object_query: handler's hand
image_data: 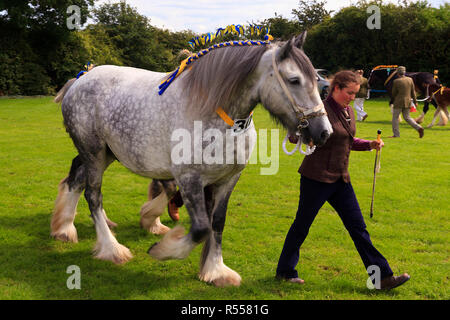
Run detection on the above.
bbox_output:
[370,139,384,151]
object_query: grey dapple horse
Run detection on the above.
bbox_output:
[51,32,332,287]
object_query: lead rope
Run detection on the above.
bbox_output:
[282,133,316,156]
[271,49,320,156]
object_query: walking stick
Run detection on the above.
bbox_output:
[370,130,382,218]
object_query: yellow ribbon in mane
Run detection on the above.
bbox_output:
[189,24,272,50]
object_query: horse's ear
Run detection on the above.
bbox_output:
[276,38,293,61]
[294,31,307,49]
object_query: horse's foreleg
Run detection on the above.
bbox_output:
[148,174,209,260]
[199,174,242,287]
[51,156,85,243]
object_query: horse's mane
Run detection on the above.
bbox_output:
[181,41,316,116]
[181,44,268,116]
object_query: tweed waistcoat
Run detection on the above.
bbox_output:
[299,96,356,183]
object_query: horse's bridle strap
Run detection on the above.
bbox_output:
[271,50,326,122]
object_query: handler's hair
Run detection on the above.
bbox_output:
[330,70,360,93]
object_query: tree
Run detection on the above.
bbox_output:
[303,1,449,84]
[92,1,179,71]
[259,13,302,40]
[292,0,333,30]
[0,0,95,95]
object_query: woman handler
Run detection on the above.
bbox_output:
[276,71,410,290]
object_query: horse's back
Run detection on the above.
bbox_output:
[62,65,164,134]
[61,65,176,178]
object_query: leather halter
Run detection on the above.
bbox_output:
[271,50,327,129]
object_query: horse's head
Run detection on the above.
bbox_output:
[257,32,332,147]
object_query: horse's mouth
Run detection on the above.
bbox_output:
[301,135,316,147]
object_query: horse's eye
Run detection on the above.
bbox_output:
[289,77,300,85]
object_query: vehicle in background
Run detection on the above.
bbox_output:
[316,69,331,99]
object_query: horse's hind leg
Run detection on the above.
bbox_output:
[84,150,132,264]
[140,180,176,235]
[438,106,448,126]
[51,156,85,243]
[428,107,442,128]
[148,173,209,260]
[199,174,242,287]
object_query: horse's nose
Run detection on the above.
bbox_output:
[318,130,331,145]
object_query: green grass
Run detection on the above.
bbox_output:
[0,96,448,300]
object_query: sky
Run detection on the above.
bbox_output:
[96,0,447,34]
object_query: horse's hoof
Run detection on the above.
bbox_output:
[52,232,78,243]
[94,242,133,265]
[141,217,170,235]
[147,226,191,260]
[212,276,241,287]
[199,263,242,287]
[147,242,159,254]
[51,224,78,243]
[151,224,170,235]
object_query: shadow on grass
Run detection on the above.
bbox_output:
[253,275,399,300]
[0,212,196,299]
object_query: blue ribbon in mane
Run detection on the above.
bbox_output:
[158,40,271,95]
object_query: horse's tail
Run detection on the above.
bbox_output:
[54,78,76,103]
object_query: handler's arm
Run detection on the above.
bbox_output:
[352,138,384,151]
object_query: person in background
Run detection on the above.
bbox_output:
[276,70,410,290]
[354,69,369,121]
[390,66,424,138]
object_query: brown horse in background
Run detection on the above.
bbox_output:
[426,84,449,128]
[368,68,441,121]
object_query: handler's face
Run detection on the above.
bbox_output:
[333,82,360,107]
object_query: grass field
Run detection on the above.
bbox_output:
[0,96,448,300]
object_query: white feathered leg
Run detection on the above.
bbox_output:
[199,233,241,287]
[51,178,80,243]
[93,208,133,264]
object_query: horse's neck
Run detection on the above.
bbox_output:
[222,82,259,120]
[227,97,258,120]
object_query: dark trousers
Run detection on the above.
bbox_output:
[276,176,393,280]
